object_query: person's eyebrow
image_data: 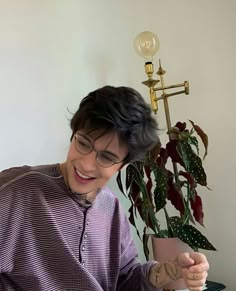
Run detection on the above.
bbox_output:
[77,132,92,142]
[78,132,122,160]
[100,150,121,160]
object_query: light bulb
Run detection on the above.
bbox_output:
[134,31,160,62]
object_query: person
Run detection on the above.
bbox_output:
[0,85,209,291]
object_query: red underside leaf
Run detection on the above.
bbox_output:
[166,140,185,167]
[167,175,185,215]
[189,120,208,159]
[179,170,196,190]
[190,191,204,226]
[130,179,156,232]
[156,148,169,167]
[175,121,187,131]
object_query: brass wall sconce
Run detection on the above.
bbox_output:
[133,31,189,131]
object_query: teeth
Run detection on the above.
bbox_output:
[76,170,91,179]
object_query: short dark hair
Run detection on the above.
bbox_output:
[70,85,159,163]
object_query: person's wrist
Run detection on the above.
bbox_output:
[174,255,183,279]
[148,259,182,288]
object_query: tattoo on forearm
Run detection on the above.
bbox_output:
[149,260,182,288]
[163,262,179,280]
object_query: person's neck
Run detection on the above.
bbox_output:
[59,162,98,201]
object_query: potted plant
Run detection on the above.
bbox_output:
[117,119,216,261]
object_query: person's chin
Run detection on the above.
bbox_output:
[69,186,88,195]
[69,178,96,195]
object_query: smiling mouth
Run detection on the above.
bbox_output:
[74,168,95,181]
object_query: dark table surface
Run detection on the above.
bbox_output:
[163,281,226,291]
[206,280,226,291]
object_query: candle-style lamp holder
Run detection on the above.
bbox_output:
[134,31,189,132]
[142,60,189,133]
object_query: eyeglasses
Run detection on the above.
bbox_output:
[74,133,125,168]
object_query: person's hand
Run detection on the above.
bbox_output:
[177,252,209,291]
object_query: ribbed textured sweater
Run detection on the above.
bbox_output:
[0,164,158,291]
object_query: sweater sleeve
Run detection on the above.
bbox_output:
[0,168,25,274]
[116,204,161,291]
[117,247,161,290]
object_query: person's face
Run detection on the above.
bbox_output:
[61,130,128,197]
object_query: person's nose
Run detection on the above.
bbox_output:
[78,150,97,172]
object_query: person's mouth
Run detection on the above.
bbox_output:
[74,168,96,184]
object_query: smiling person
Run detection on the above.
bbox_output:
[0,86,209,291]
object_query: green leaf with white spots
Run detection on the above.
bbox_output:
[187,135,199,155]
[178,141,207,186]
[169,216,216,251]
[152,166,168,212]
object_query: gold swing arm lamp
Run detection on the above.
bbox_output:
[133,31,189,131]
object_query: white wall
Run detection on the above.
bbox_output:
[0,0,235,288]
